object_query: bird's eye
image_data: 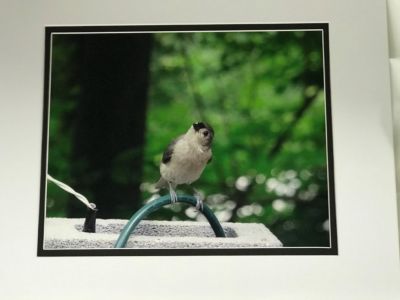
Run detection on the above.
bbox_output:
[203,131,209,137]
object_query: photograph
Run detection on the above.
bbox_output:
[38,24,337,255]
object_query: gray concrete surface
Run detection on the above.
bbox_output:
[44,218,283,249]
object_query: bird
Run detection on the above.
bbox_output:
[155,122,214,211]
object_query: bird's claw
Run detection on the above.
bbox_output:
[195,194,203,212]
[168,182,178,204]
[169,189,178,203]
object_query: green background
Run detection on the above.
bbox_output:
[46,30,331,247]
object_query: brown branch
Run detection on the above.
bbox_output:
[268,33,324,159]
[268,91,318,159]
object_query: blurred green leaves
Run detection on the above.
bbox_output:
[47,30,330,247]
[143,31,329,246]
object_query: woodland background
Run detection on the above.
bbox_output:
[46,30,331,247]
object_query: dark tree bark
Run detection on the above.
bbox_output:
[69,34,153,218]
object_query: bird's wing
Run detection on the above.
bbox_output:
[161,135,183,164]
[208,155,212,164]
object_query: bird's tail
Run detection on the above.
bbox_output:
[154,177,168,190]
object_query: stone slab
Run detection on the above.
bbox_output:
[44,218,283,249]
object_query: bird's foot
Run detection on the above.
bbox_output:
[169,189,178,203]
[194,193,204,212]
[168,182,178,204]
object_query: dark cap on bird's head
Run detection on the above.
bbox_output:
[192,122,214,134]
[192,122,214,146]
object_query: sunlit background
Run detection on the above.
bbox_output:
[46,30,331,247]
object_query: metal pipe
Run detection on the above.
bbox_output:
[114,194,226,248]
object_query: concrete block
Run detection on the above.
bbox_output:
[44,218,283,249]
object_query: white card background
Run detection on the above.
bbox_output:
[0,0,399,299]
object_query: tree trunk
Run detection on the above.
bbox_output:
[69,34,153,219]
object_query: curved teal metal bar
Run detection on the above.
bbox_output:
[114,194,226,248]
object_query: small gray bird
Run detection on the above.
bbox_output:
[155,122,214,210]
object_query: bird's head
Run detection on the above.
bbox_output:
[188,122,214,147]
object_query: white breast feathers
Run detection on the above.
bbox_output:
[160,138,211,185]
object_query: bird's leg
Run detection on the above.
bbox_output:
[168,181,178,204]
[192,187,204,212]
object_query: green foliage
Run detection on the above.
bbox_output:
[141,31,329,246]
[47,30,331,246]
[47,36,81,215]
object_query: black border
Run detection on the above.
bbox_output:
[38,23,337,256]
